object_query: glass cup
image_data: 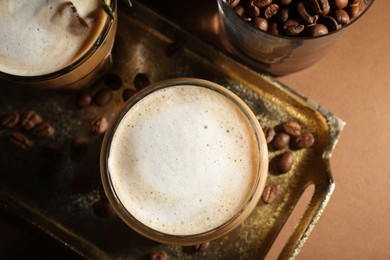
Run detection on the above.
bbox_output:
[100,78,269,245]
[0,0,117,89]
[217,0,375,75]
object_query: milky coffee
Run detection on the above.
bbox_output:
[0,0,109,76]
[107,84,262,236]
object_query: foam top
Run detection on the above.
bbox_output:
[0,0,108,76]
[108,85,260,236]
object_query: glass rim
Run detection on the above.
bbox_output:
[0,0,117,82]
[100,78,269,245]
[217,0,375,41]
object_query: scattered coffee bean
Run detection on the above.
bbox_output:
[91,116,108,135]
[43,143,64,160]
[275,0,292,5]
[92,198,112,217]
[21,110,43,130]
[70,136,88,155]
[31,121,55,138]
[274,151,294,174]
[93,88,113,106]
[2,111,20,128]
[263,126,276,144]
[77,92,93,109]
[122,88,137,102]
[295,132,315,149]
[262,184,279,204]
[134,73,151,91]
[150,250,169,260]
[10,131,33,150]
[272,132,290,150]
[104,73,122,90]
[282,120,301,137]
[194,241,210,251]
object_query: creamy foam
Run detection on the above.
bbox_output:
[0,0,109,76]
[108,85,260,236]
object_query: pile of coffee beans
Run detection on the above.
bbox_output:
[260,119,315,204]
[228,0,364,37]
[2,110,55,150]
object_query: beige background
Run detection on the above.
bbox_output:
[1,1,389,259]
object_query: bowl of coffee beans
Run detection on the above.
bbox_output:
[217,0,374,75]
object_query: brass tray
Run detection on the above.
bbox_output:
[0,2,345,259]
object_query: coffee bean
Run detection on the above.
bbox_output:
[268,22,280,35]
[330,0,348,9]
[277,7,290,23]
[10,131,33,150]
[77,92,93,109]
[43,143,64,160]
[2,111,20,128]
[104,73,122,90]
[253,0,273,8]
[194,241,210,251]
[263,126,276,144]
[304,0,331,16]
[275,0,293,5]
[247,1,261,17]
[272,132,290,150]
[275,151,294,174]
[21,110,43,130]
[234,5,246,17]
[297,1,318,25]
[307,23,329,37]
[92,198,112,217]
[134,73,151,91]
[333,9,350,25]
[295,132,315,149]
[71,136,88,155]
[150,250,169,260]
[228,0,241,8]
[283,19,305,36]
[122,88,137,102]
[318,15,340,32]
[262,184,279,204]
[347,3,360,18]
[253,17,268,31]
[91,116,108,135]
[93,88,113,106]
[32,121,55,138]
[282,120,301,137]
[263,4,279,20]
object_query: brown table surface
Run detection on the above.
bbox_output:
[1,1,389,259]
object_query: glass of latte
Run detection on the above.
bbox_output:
[0,0,117,89]
[100,78,268,245]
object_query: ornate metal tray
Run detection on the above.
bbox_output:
[0,2,344,259]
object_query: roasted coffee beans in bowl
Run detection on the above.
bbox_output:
[217,0,375,75]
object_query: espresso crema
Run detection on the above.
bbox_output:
[108,84,261,236]
[0,0,109,76]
